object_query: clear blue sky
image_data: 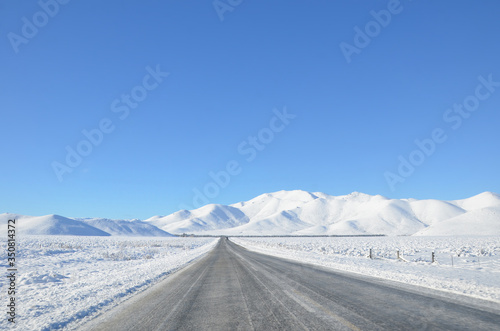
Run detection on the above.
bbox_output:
[2,0,500,219]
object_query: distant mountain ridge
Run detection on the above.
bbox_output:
[76,218,174,237]
[2,190,500,236]
[0,213,173,237]
[144,190,500,236]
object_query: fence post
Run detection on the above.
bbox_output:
[397,250,400,260]
[369,249,372,259]
[432,251,435,263]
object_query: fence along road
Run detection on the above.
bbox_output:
[84,237,500,330]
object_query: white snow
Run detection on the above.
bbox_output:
[231,236,500,303]
[4,190,499,237]
[146,204,249,234]
[76,218,173,237]
[144,190,500,236]
[0,214,110,236]
[0,236,218,330]
[2,190,499,327]
[0,214,173,237]
[413,208,500,236]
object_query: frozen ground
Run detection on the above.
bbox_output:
[231,236,500,303]
[3,235,499,329]
[0,236,218,330]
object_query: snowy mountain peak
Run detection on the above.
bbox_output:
[472,191,500,201]
[452,191,500,211]
[4,190,499,237]
[247,190,319,204]
[0,213,111,236]
[0,213,173,237]
[76,218,173,237]
[338,192,374,201]
[271,190,319,201]
[145,190,500,236]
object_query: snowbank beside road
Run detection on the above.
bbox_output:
[231,236,500,303]
[0,236,218,330]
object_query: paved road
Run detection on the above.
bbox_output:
[84,238,500,330]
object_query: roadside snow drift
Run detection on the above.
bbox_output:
[0,236,218,330]
[232,236,500,303]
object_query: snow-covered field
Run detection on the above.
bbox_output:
[231,236,500,303]
[3,235,499,329]
[0,236,218,330]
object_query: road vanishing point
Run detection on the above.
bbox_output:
[84,238,500,330]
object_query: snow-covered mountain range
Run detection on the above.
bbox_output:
[2,190,500,236]
[0,213,173,237]
[145,190,500,236]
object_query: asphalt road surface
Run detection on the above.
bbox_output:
[84,237,500,330]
